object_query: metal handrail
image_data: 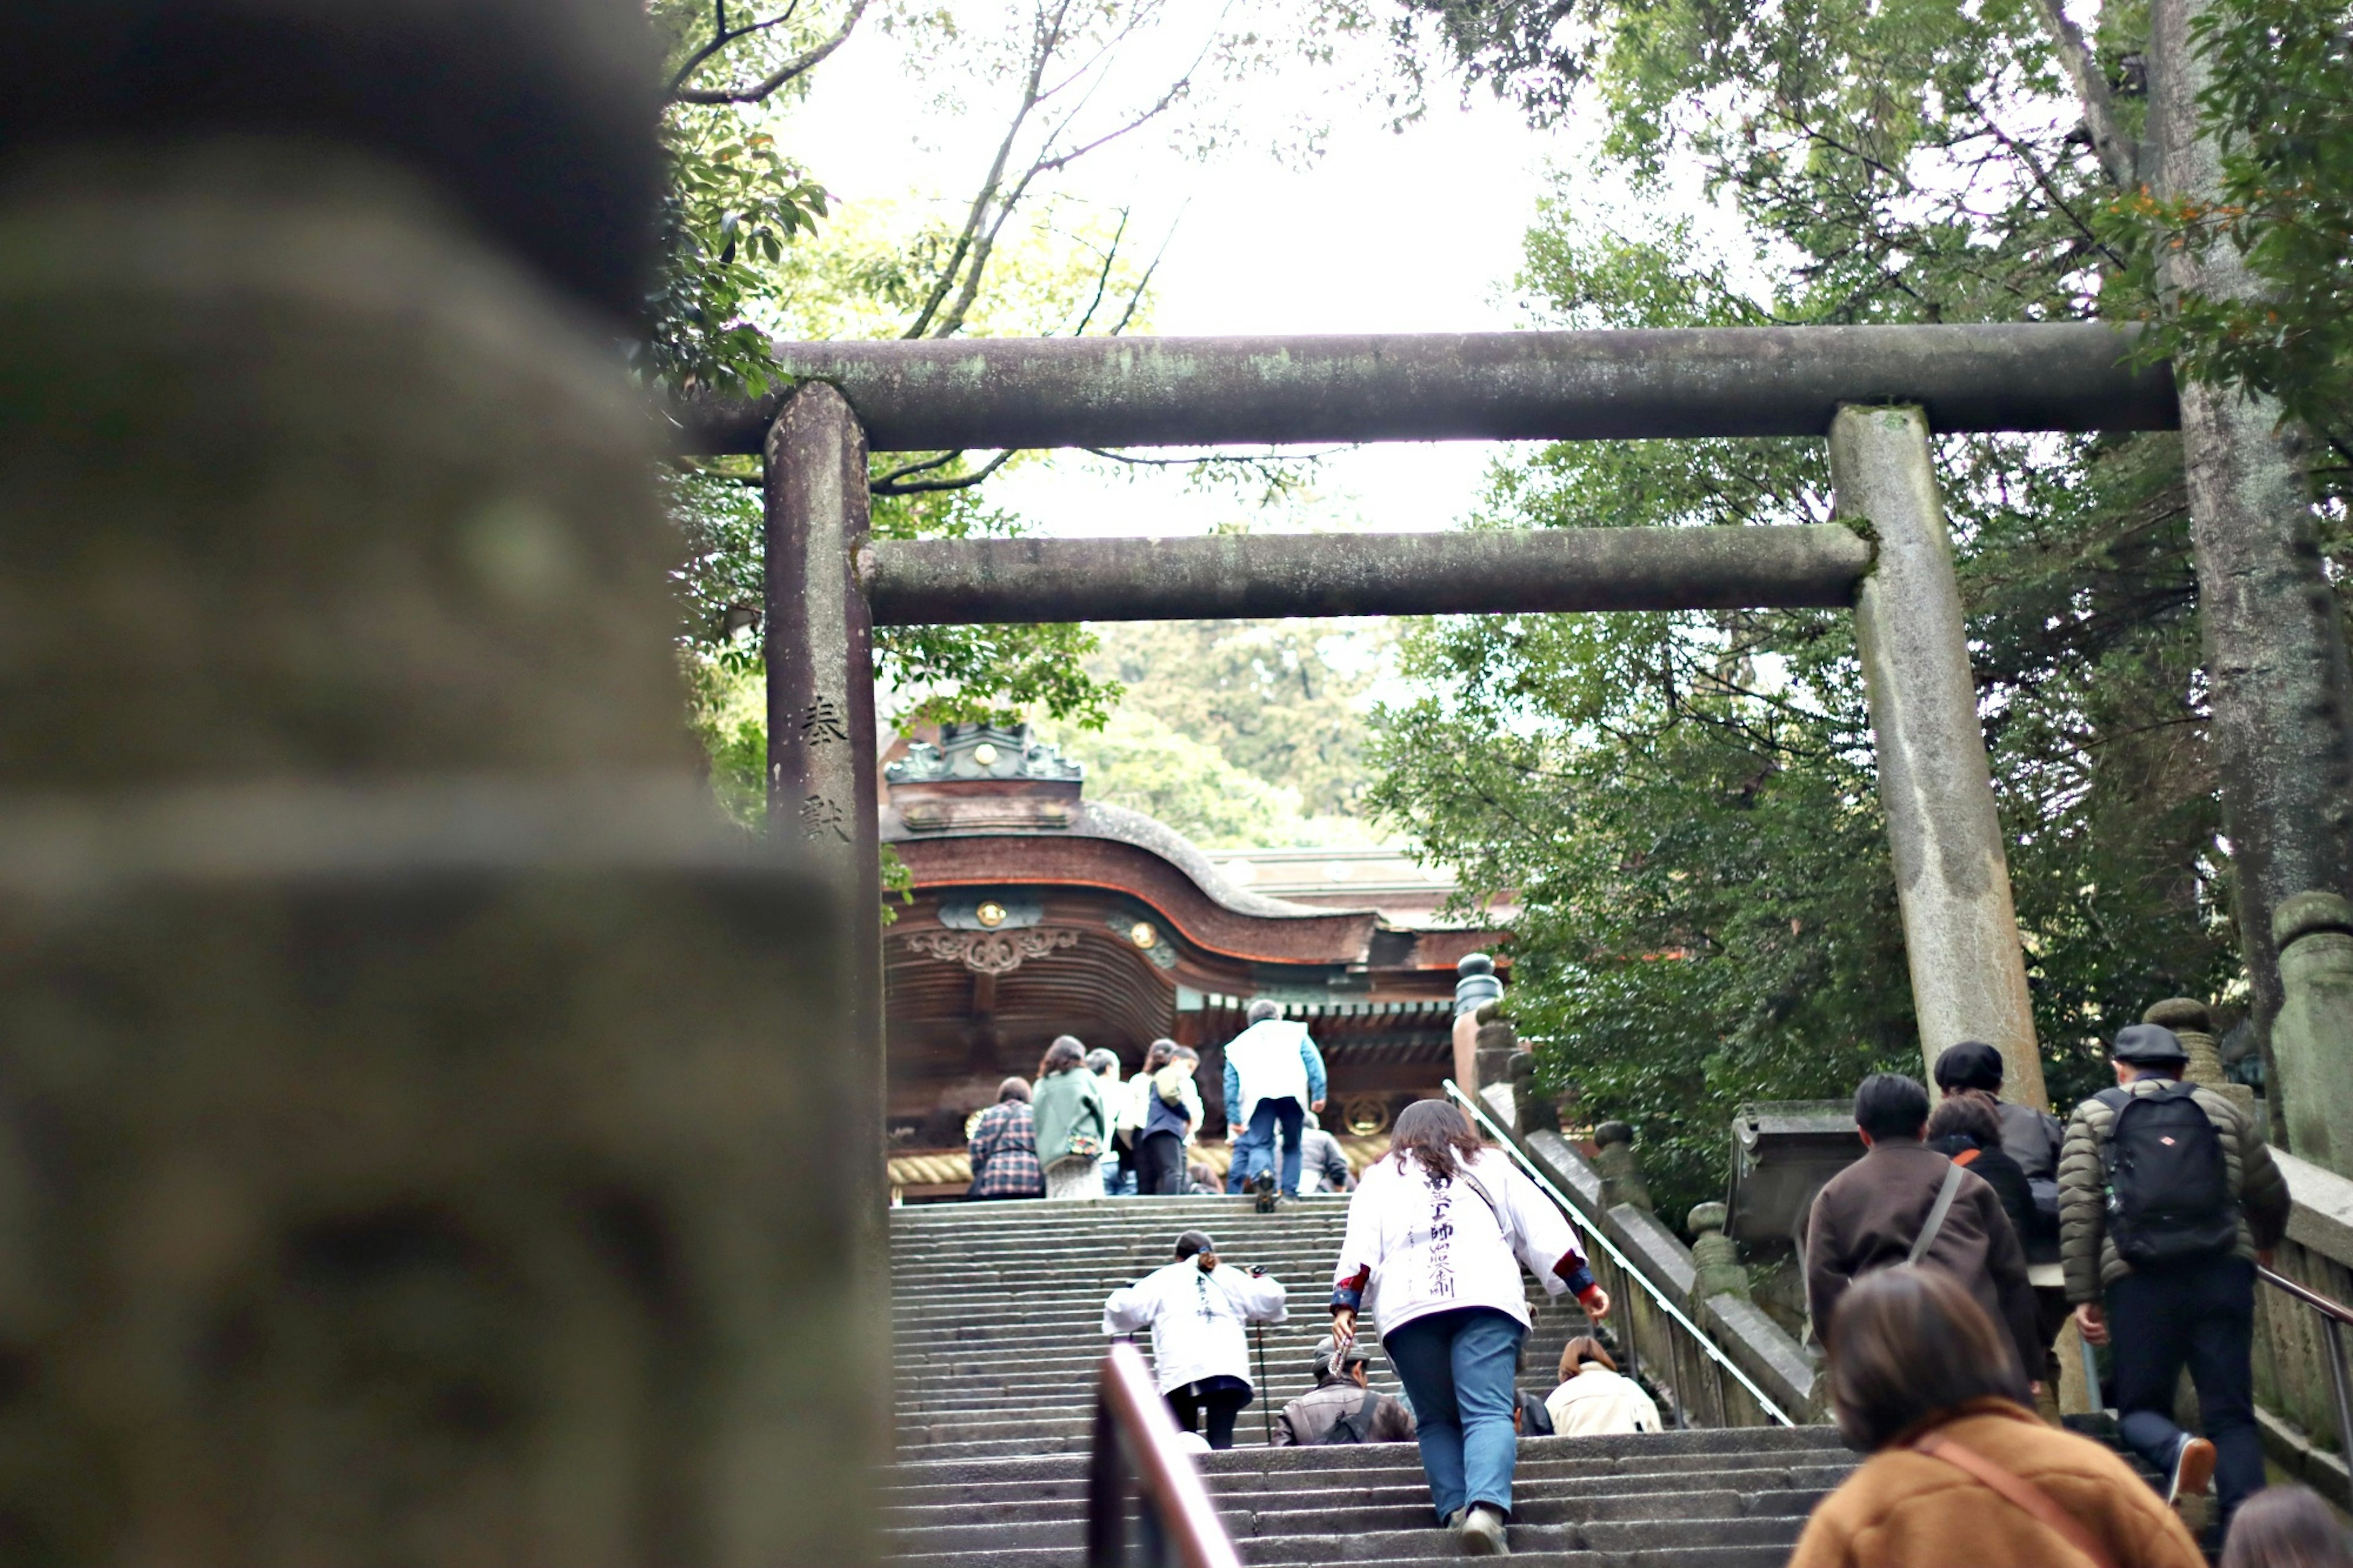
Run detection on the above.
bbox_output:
[1084,1341,1245,1568]
[2259,1265,2353,1469]
[1444,1078,1798,1427]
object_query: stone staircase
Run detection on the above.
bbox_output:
[888,1194,1859,1565]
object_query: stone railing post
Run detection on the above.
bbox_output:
[2272,893,2353,1173]
[1835,404,2048,1110]
[2144,996,2257,1116]
[1452,953,1504,1093]
[1688,1202,1751,1303]
[1509,1050,1562,1135]
[0,44,879,1558]
[1593,1121,1655,1214]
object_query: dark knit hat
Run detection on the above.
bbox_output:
[1932,1040,2007,1093]
[1174,1231,1216,1260]
[2112,1024,2190,1066]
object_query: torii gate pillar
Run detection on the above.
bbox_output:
[1837,404,2048,1110]
[764,381,889,1231]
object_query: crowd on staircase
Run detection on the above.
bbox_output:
[944,1005,2353,1567]
[963,1001,1351,1204]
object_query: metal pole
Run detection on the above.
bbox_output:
[1835,404,2049,1110]
[2323,1314,2353,1474]
[1254,1323,1273,1446]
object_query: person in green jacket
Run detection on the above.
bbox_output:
[1034,1035,1110,1201]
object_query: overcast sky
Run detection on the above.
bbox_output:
[782,13,1580,539]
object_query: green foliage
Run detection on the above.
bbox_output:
[1047,706,1316,847]
[669,464,1118,729]
[2105,0,2353,460]
[1080,619,1392,821]
[1372,205,2238,1222]
[646,116,831,396]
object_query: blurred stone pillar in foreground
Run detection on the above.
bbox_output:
[0,4,879,1564]
[1836,404,2048,1110]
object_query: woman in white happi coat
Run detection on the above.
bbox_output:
[1103,1230,1286,1449]
[1329,1101,1610,1555]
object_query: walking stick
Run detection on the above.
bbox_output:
[1254,1321,1274,1445]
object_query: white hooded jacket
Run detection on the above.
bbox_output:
[1104,1259,1288,1393]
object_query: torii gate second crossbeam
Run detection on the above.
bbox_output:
[696,323,2183,1122]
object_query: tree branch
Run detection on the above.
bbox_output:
[2023,0,2141,188]
[670,0,871,106]
[870,449,1017,496]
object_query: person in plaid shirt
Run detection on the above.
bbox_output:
[968,1078,1045,1200]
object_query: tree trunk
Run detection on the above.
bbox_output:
[2148,0,2353,1128]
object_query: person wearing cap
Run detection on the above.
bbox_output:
[1931,1040,2069,1400]
[2059,1023,2290,1528]
[1276,1338,1416,1445]
[1102,1230,1287,1449]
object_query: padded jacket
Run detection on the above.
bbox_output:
[2057,1075,2290,1303]
[1787,1399,2202,1568]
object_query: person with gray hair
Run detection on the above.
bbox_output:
[1222,999,1328,1200]
[1085,1048,1124,1195]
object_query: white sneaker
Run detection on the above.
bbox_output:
[1457,1504,1510,1556]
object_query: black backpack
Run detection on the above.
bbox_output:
[1318,1387,1382,1444]
[2096,1083,2238,1269]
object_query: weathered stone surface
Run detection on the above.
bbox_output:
[0,147,694,784]
[1593,1121,1655,1214]
[2272,893,2353,1175]
[0,790,868,1567]
[1688,1203,1751,1305]
[1838,403,2047,1109]
[682,323,2178,454]
[0,129,879,1567]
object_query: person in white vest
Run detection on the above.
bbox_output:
[1221,999,1328,1198]
[1102,1230,1287,1449]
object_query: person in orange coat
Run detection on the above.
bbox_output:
[1789,1265,2204,1568]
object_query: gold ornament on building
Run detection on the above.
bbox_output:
[1128,921,1158,949]
[974,900,1008,928]
[971,742,999,767]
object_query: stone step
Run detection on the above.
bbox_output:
[887,1482,1829,1554]
[888,1513,1810,1568]
[887,1463,1854,1526]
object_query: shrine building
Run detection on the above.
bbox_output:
[881,724,1506,1194]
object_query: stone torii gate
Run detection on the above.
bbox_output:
[684,322,2185,1132]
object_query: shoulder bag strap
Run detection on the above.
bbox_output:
[1908,1161,1969,1266]
[1911,1433,2117,1568]
[1455,1167,1518,1257]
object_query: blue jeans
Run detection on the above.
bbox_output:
[1233,1096,1307,1195]
[2108,1254,2264,1526]
[1382,1306,1528,1525]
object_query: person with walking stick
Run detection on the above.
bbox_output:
[1104,1231,1287,1449]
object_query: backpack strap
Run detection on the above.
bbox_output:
[1911,1432,2117,1568]
[1908,1162,1969,1267]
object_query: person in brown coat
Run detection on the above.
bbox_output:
[1805,1074,2042,1383]
[1789,1265,2205,1568]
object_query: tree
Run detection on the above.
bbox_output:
[1381,0,2353,1131]
[643,2,1316,797]
[1368,148,2246,1221]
